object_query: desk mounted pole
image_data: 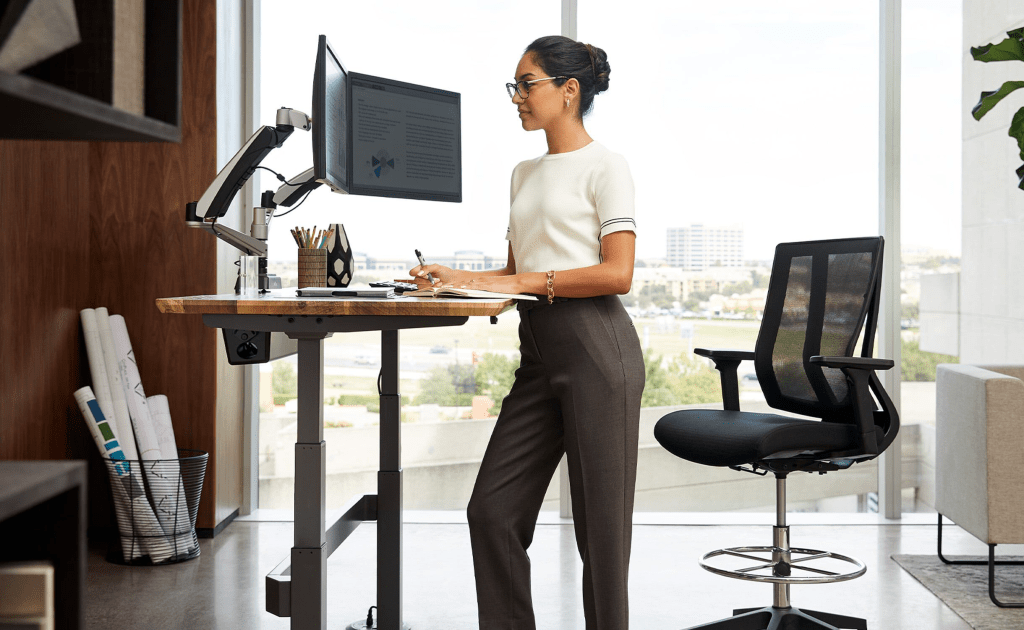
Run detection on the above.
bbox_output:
[377,329,404,630]
[291,333,328,630]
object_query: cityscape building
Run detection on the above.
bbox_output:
[667,224,744,270]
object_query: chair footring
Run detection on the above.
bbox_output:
[685,606,867,630]
[701,545,866,585]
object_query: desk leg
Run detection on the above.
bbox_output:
[291,335,328,630]
[378,329,404,630]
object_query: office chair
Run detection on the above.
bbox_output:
[654,237,899,630]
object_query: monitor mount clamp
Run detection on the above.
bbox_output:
[185,107,320,293]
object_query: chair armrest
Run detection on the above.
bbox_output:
[694,348,754,411]
[809,356,894,371]
[809,355,894,456]
[694,348,755,362]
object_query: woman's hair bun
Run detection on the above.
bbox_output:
[585,43,610,93]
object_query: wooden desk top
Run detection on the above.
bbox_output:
[156,289,517,317]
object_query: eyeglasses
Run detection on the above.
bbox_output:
[506,76,568,99]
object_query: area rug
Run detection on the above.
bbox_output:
[891,554,1024,630]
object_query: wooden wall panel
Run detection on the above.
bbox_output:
[0,0,224,530]
[0,141,91,462]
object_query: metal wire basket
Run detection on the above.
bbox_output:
[101,449,208,565]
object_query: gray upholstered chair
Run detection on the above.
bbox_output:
[935,364,1024,607]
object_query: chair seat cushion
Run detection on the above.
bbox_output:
[654,409,868,467]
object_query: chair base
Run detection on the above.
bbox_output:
[684,605,866,630]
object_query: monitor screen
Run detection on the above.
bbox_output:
[312,35,347,192]
[347,72,461,203]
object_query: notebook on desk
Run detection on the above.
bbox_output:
[295,287,396,298]
[402,287,538,301]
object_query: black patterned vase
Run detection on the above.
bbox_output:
[325,223,354,287]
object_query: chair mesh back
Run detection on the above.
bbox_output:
[755,238,883,420]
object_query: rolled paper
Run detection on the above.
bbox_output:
[79,310,116,436]
[148,394,195,555]
[74,387,169,561]
[109,315,176,542]
[95,308,139,461]
[147,394,178,458]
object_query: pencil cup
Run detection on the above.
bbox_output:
[325,223,354,287]
[102,449,208,566]
[298,249,327,287]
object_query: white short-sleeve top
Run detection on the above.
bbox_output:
[505,140,635,274]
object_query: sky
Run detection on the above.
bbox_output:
[255,0,964,265]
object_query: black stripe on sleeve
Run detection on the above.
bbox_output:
[600,218,636,229]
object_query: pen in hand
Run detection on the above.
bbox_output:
[414,249,435,284]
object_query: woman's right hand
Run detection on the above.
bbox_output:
[407,264,467,288]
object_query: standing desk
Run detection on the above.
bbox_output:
[156,291,515,630]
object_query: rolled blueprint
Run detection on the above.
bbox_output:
[147,394,195,555]
[95,308,138,461]
[74,387,169,561]
[109,315,162,461]
[79,310,116,437]
[109,314,176,543]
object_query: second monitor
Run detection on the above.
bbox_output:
[313,35,462,203]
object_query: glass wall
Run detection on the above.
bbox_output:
[579,0,880,512]
[255,1,933,515]
[899,0,962,513]
[257,0,560,511]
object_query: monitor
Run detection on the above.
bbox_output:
[346,72,461,203]
[312,35,347,193]
[311,34,462,203]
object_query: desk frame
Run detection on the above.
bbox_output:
[203,312,471,630]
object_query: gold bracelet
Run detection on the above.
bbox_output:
[546,270,555,304]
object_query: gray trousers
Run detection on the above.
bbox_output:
[467,294,646,630]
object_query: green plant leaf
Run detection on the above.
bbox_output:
[1012,107,1024,191]
[971,29,1024,62]
[972,81,1024,120]
[1010,106,1024,159]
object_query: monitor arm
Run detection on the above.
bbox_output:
[185,107,312,256]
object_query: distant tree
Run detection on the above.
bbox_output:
[902,302,920,321]
[474,352,519,414]
[272,361,297,404]
[751,270,768,289]
[639,285,674,309]
[683,290,712,311]
[415,364,476,406]
[640,348,722,407]
[902,339,958,382]
[722,280,753,296]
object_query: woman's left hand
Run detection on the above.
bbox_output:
[444,274,521,294]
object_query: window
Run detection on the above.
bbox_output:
[899,0,962,514]
[257,0,559,511]
[253,1,915,516]
[581,0,880,512]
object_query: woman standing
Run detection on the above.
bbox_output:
[409,35,645,630]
